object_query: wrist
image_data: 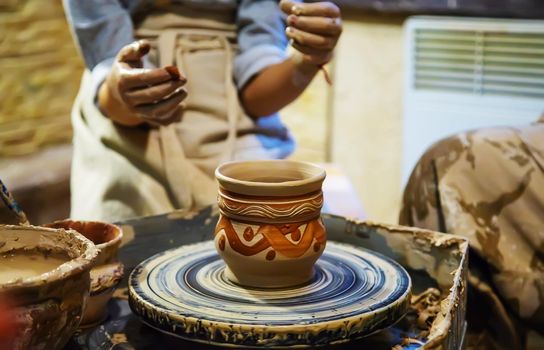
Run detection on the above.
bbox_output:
[293,49,332,67]
[289,51,321,88]
[290,51,321,75]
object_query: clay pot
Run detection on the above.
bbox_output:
[0,225,98,350]
[45,220,122,266]
[214,160,327,288]
[44,220,124,327]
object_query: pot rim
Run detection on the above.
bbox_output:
[43,219,123,250]
[0,224,98,291]
[215,160,326,197]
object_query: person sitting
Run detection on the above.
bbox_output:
[400,115,544,350]
[63,0,343,221]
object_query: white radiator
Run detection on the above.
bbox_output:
[402,16,544,183]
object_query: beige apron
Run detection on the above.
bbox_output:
[70,4,283,221]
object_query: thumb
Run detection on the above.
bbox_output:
[117,40,150,63]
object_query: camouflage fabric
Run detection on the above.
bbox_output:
[400,117,544,350]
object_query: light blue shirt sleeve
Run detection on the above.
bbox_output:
[234,0,288,89]
[63,0,139,94]
[63,0,136,70]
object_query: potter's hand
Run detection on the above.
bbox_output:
[98,40,187,126]
[280,0,342,67]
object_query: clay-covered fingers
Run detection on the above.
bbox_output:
[120,67,186,90]
[286,26,338,51]
[287,15,342,36]
[280,0,340,18]
[133,88,187,126]
[99,40,188,126]
[117,40,151,65]
[124,79,186,106]
[281,1,342,66]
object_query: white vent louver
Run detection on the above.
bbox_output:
[402,17,544,184]
[414,29,544,98]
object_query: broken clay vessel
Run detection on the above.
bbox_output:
[214,160,326,288]
[44,220,124,326]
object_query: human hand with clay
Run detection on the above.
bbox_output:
[280,0,342,68]
[240,0,342,116]
[98,40,187,127]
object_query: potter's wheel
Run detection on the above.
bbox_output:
[128,241,411,348]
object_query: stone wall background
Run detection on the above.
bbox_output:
[0,0,83,156]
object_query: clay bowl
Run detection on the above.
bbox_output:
[44,220,122,266]
[84,262,124,327]
[214,160,326,288]
[0,225,98,350]
[44,220,124,327]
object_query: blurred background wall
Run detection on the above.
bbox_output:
[283,13,405,224]
[0,0,82,155]
[0,0,82,224]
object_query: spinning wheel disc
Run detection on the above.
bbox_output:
[129,241,411,348]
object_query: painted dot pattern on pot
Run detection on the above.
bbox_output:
[291,230,301,242]
[265,250,276,261]
[243,227,254,242]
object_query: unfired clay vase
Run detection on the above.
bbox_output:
[0,225,97,350]
[214,160,326,288]
[44,220,124,326]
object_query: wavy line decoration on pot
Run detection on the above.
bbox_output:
[218,189,324,222]
[214,160,328,288]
